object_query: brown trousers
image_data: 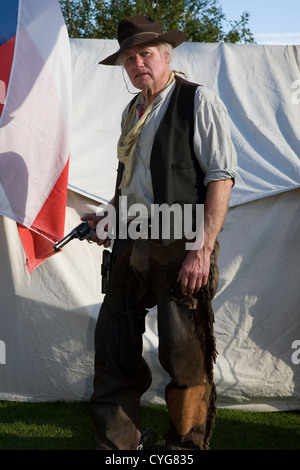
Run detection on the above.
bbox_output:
[90,238,220,450]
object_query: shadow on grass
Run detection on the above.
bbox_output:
[210,409,300,450]
[0,401,95,450]
[0,402,299,450]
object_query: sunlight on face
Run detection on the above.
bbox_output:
[123,45,171,95]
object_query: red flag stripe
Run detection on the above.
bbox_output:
[17,157,69,273]
[0,36,16,118]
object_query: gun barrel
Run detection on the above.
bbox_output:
[53,231,77,252]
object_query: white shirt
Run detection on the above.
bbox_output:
[120,80,237,212]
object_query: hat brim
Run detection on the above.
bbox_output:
[99,30,186,65]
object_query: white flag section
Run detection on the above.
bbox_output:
[0,0,71,272]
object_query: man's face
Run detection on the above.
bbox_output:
[123,45,170,94]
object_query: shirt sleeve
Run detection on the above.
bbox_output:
[193,86,237,186]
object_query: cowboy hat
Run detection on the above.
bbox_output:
[99,15,186,65]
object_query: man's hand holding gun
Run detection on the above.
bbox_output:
[53,204,114,293]
[80,212,111,248]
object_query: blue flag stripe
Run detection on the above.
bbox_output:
[0,0,19,46]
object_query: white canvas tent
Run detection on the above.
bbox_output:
[0,40,299,410]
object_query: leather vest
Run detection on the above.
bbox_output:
[150,76,206,207]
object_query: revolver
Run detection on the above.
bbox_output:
[54,221,96,252]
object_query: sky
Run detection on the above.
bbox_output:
[220,0,300,44]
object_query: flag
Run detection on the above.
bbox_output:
[0,0,71,272]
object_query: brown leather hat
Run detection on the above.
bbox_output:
[99,15,186,65]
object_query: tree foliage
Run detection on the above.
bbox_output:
[59,0,255,43]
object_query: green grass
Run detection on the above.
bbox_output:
[0,401,299,450]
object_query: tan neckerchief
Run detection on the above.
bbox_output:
[117,71,177,189]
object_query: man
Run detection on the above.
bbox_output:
[85,15,237,450]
